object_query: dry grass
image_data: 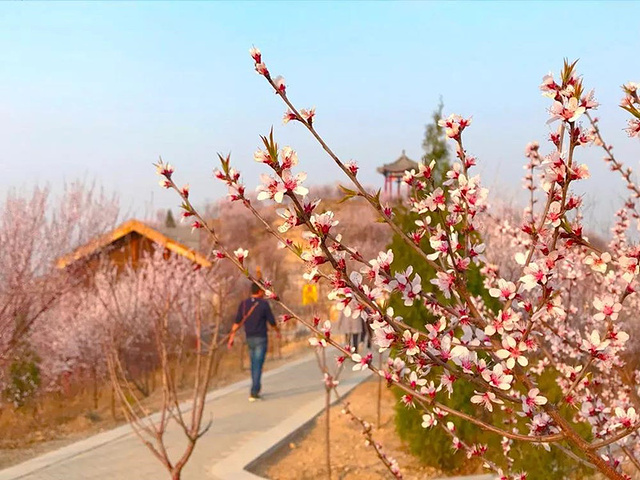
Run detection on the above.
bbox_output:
[254,377,443,480]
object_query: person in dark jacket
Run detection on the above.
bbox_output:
[227,283,280,401]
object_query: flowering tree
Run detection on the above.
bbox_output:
[155,51,640,479]
[49,251,230,480]
[0,181,119,406]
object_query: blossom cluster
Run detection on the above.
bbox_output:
[621,82,640,139]
[157,51,640,480]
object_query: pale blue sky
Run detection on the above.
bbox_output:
[1,1,638,232]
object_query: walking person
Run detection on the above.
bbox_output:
[227,283,280,401]
[360,317,372,350]
[334,309,362,353]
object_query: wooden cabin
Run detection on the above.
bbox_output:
[56,219,211,272]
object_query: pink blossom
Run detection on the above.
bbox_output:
[351,353,372,371]
[546,201,563,227]
[308,337,327,348]
[520,262,546,291]
[548,96,585,124]
[403,330,420,356]
[451,436,463,451]
[233,248,248,264]
[320,320,332,338]
[408,370,426,390]
[281,170,308,198]
[523,388,548,414]
[528,412,557,436]
[276,206,299,233]
[311,211,339,236]
[539,73,558,97]
[155,160,174,179]
[437,114,472,139]
[489,278,516,301]
[618,255,638,283]
[421,413,437,428]
[300,107,315,124]
[430,270,455,299]
[371,318,395,351]
[256,174,282,202]
[583,252,611,274]
[282,109,297,124]
[481,364,513,391]
[495,335,528,368]
[484,308,519,337]
[625,119,640,138]
[424,187,446,212]
[253,149,273,165]
[614,407,638,429]
[391,267,422,306]
[279,147,299,170]
[581,330,610,356]
[592,296,622,321]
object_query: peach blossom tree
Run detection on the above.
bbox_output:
[155,51,640,480]
[0,181,119,406]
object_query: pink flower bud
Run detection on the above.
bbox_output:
[255,63,269,76]
[274,76,286,94]
[249,46,261,64]
[191,220,204,232]
[300,107,315,125]
[346,161,359,176]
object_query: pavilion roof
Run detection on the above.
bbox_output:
[377,150,419,175]
[56,219,212,269]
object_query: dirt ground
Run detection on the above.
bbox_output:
[0,337,309,469]
[254,377,443,480]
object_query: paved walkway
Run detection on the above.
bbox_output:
[0,352,370,480]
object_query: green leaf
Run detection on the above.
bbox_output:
[337,184,357,203]
[621,104,640,120]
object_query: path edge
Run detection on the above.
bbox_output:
[0,353,316,480]
[210,370,372,479]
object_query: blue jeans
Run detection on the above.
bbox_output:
[246,336,268,397]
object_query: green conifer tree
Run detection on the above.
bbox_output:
[421,97,450,182]
[165,209,177,228]
[389,102,587,478]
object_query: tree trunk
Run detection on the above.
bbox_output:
[325,387,331,480]
[377,351,382,429]
[92,364,99,410]
[110,384,116,421]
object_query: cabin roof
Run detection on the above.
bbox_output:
[55,219,212,269]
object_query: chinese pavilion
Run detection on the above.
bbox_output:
[377,150,419,198]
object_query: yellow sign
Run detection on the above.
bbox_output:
[302,284,318,305]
